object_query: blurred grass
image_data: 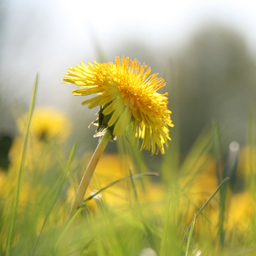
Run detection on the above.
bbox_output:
[0,77,256,256]
[6,75,38,256]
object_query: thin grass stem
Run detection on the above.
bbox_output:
[6,75,38,256]
[185,214,196,256]
[55,172,158,253]
[179,177,230,254]
[31,143,76,256]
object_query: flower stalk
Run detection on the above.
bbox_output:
[68,129,111,219]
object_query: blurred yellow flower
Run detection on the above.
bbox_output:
[81,154,158,208]
[206,190,256,244]
[226,191,255,235]
[179,156,219,212]
[1,180,31,214]
[93,154,128,185]
[0,171,7,198]
[236,146,256,179]
[178,153,256,244]
[178,156,220,236]
[17,107,72,144]
[63,56,173,154]
[9,137,37,171]
[84,154,130,207]
[6,107,72,178]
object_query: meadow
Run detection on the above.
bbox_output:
[1,51,256,256]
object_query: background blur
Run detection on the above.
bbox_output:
[1,0,256,159]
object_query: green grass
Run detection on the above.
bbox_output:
[1,79,256,256]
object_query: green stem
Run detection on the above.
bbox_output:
[68,130,111,219]
[6,75,38,256]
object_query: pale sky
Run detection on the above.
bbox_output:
[56,0,256,50]
[1,0,256,112]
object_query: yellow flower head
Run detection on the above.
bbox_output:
[17,107,72,144]
[63,56,174,154]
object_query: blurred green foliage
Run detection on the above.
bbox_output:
[1,20,256,255]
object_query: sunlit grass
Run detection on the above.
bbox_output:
[0,78,256,256]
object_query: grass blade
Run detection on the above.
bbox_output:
[185,215,196,256]
[31,143,76,256]
[80,172,159,210]
[6,75,38,256]
[211,120,223,184]
[179,177,230,254]
[54,172,159,252]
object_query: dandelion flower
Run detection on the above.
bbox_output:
[17,107,72,144]
[63,56,173,154]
